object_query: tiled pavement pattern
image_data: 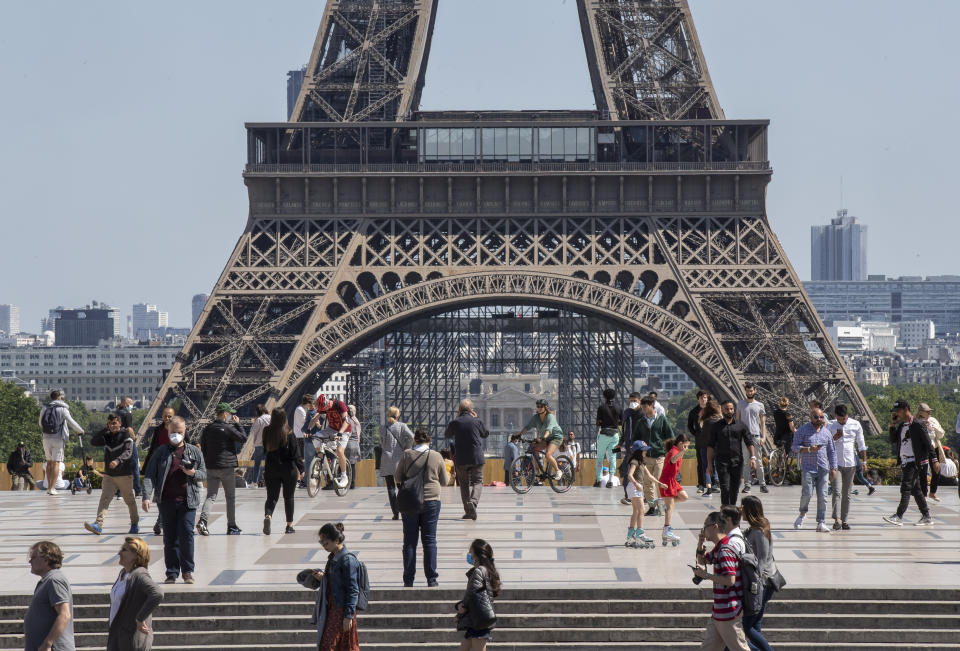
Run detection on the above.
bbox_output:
[1,484,958,594]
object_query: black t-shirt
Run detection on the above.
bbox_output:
[773,409,793,440]
[596,402,621,429]
[687,406,704,447]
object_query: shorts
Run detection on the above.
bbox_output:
[544,433,563,446]
[320,428,350,449]
[465,628,492,640]
[42,436,65,463]
[627,482,644,500]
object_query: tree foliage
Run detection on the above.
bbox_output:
[0,381,42,462]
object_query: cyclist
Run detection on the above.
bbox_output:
[518,399,564,481]
[308,394,351,488]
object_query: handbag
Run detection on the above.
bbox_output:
[396,451,430,514]
[767,567,787,591]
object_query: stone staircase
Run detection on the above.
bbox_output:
[1,587,957,649]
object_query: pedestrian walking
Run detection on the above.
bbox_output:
[502,433,520,485]
[293,393,315,486]
[659,434,690,546]
[688,390,709,493]
[141,415,207,585]
[916,403,946,501]
[791,406,837,532]
[648,391,666,418]
[455,539,501,650]
[735,383,768,494]
[827,404,867,530]
[261,407,303,535]
[395,428,449,587]
[624,441,667,548]
[691,511,749,651]
[142,408,175,536]
[699,400,722,496]
[106,536,162,651]
[564,431,582,483]
[197,402,247,536]
[246,404,270,487]
[380,406,414,520]
[883,400,939,526]
[7,441,36,490]
[617,392,643,503]
[303,522,361,651]
[84,414,140,536]
[595,388,621,488]
[115,397,142,497]
[345,405,362,489]
[445,399,490,520]
[705,401,757,507]
[634,396,673,515]
[24,540,75,651]
[38,390,84,495]
[740,496,784,651]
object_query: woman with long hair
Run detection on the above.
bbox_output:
[262,407,303,535]
[518,399,564,481]
[309,522,361,651]
[740,495,783,651]
[107,536,162,651]
[380,406,414,520]
[658,433,691,546]
[455,539,501,650]
[699,399,722,496]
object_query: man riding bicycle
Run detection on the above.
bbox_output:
[307,394,351,488]
[518,399,564,481]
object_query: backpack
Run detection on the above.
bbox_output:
[397,451,430,514]
[726,532,764,616]
[345,552,370,611]
[40,404,65,437]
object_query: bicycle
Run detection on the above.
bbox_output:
[509,437,574,494]
[305,435,352,498]
[767,443,793,487]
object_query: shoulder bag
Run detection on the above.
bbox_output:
[397,451,430,514]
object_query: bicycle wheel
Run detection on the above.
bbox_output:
[510,456,536,494]
[549,455,575,494]
[306,457,322,497]
[331,458,351,497]
[768,450,786,487]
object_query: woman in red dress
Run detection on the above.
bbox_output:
[658,433,691,546]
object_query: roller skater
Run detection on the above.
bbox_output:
[659,433,691,547]
[661,526,680,547]
[625,440,667,550]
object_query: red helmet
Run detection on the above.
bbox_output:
[315,394,327,411]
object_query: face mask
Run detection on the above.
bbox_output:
[466,552,475,566]
[168,433,184,446]
[629,402,639,410]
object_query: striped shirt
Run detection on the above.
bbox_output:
[705,536,742,620]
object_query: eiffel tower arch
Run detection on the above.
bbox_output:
[142,0,879,441]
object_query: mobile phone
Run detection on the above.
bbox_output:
[687,564,699,571]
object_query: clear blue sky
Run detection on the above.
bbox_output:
[1,0,957,330]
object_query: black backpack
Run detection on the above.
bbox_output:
[345,552,371,611]
[40,404,65,437]
[397,451,430,514]
[727,532,764,616]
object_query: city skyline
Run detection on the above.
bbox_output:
[2,0,958,329]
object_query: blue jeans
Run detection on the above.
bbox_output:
[131,445,142,495]
[246,446,265,484]
[401,499,441,586]
[742,583,775,651]
[301,438,316,485]
[696,446,719,486]
[158,500,196,579]
[799,467,829,522]
[595,431,619,481]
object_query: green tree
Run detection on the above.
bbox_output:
[0,381,42,463]
[666,388,700,434]
[860,383,960,458]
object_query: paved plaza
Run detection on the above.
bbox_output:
[1,483,958,594]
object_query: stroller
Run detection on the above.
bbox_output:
[70,435,94,495]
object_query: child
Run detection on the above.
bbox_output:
[73,456,98,492]
[658,433,691,546]
[626,441,668,548]
[455,538,501,650]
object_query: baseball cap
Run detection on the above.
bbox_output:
[917,402,933,413]
[216,402,237,414]
[631,440,652,452]
[891,400,910,412]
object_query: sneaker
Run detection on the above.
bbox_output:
[129,523,139,535]
[182,573,195,584]
[285,525,296,534]
[645,506,657,517]
[153,521,162,536]
[84,521,102,535]
[841,522,851,530]
[741,485,751,494]
[882,514,903,526]
[702,486,713,497]
[760,485,769,494]
[164,576,177,584]
[867,485,876,496]
[696,486,704,494]
[47,488,58,496]
[554,471,564,481]
[793,514,805,530]
[816,522,830,533]
[832,520,841,531]
[227,526,242,535]
[915,515,934,526]
[263,517,271,535]
[619,497,631,505]
[930,494,941,503]
[196,520,209,536]
[605,480,613,488]
[593,480,602,488]
[427,581,439,587]
[337,474,349,488]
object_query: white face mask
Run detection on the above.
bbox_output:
[168,432,184,446]
[629,402,639,410]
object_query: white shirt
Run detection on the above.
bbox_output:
[653,401,665,418]
[109,571,128,624]
[726,527,746,554]
[293,405,307,439]
[565,441,581,467]
[919,416,945,448]
[899,423,915,463]
[940,458,958,478]
[249,413,270,448]
[826,418,866,468]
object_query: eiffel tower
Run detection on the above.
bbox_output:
[141,0,879,441]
